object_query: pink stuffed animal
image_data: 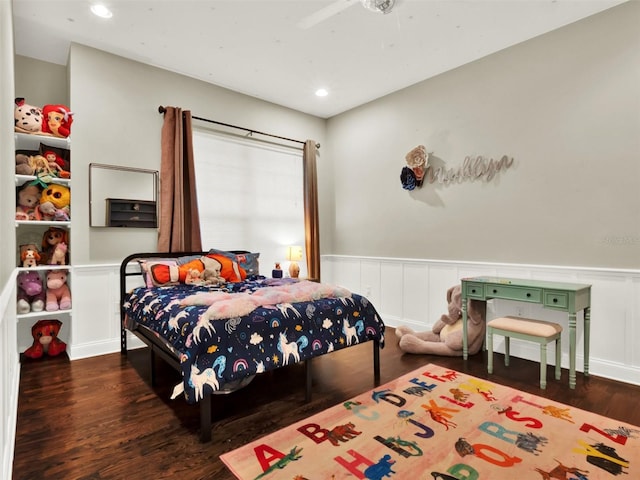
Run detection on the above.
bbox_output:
[396,284,486,356]
[45,270,71,311]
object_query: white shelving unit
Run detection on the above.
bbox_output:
[14,132,73,357]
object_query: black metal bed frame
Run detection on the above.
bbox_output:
[119,251,381,442]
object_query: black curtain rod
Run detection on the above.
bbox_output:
[158,106,320,149]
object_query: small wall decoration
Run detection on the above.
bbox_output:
[400,145,428,191]
[400,144,514,190]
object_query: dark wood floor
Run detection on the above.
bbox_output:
[13,327,640,480]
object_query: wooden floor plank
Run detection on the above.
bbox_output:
[13,327,640,479]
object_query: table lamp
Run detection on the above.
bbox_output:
[286,245,303,278]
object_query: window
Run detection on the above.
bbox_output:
[192,129,305,277]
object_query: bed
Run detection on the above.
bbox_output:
[119,250,385,442]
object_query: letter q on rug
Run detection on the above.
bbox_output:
[220,364,639,479]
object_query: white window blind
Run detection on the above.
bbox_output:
[192,129,306,277]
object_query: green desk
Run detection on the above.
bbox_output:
[461,277,591,389]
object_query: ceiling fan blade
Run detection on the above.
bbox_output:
[297,0,357,29]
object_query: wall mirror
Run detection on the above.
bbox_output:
[89,163,159,228]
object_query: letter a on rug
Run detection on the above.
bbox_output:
[221,364,639,479]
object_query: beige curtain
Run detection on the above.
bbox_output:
[303,140,320,280]
[157,107,202,252]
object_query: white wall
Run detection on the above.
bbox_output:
[66,44,328,265]
[1,1,19,479]
[326,1,640,270]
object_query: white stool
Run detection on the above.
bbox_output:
[487,316,562,389]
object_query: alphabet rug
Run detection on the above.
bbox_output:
[220,364,639,479]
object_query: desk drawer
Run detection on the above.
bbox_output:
[485,284,542,303]
[544,290,568,309]
[464,282,485,299]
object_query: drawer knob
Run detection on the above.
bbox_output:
[471,289,476,294]
[553,298,558,303]
[493,289,497,294]
[526,293,531,298]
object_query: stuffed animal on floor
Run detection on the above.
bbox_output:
[24,319,67,359]
[395,284,486,356]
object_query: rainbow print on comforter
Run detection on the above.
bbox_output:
[123,278,385,404]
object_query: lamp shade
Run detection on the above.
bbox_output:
[286,246,303,262]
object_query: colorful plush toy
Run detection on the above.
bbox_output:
[149,254,242,286]
[15,184,42,221]
[17,270,45,314]
[42,150,71,178]
[395,284,486,356]
[40,227,68,266]
[14,97,43,134]
[41,104,73,138]
[39,183,71,221]
[21,248,41,268]
[24,319,67,359]
[45,270,71,312]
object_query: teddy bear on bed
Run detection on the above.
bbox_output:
[395,284,486,356]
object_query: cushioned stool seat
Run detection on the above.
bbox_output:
[487,316,562,389]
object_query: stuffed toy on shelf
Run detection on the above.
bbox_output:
[39,184,71,222]
[14,97,44,134]
[45,269,71,312]
[16,270,45,314]
[23,319,67,359]
[40,227,68,265]
[395,284,486,356]
[15,183,42,221]
[41,104,73,138]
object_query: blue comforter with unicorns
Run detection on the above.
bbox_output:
[123,278,385,404]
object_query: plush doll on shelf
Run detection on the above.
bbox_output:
[15,184,42,221]
[45,270,71,312]
[40,227,68,265]
[39,184,71,221]
[21,248,41,268]
[24,319,67,359]
[42,150,71,178]
[16,270,45,314]
[48,242,67,266]
[41,104,73,138]
[14,97,44,134]
[395,284,486,356]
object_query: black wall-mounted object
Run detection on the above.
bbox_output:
[106,198,157,228]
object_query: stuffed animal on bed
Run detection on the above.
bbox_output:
[395,284,486,356]
[24,319,67,359]
[149,254,244,286]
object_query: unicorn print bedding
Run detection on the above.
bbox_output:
[122,277,386,404]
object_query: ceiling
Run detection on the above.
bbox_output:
[12,0,626,118]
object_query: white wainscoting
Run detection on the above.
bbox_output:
[71,263,145,360]
[1,271,19,480]
[321,255,640,386]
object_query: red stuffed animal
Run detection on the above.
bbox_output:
[24,319,67,359]
[41,104,73,138]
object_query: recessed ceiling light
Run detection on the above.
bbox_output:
[91,4,113,19]
[315,88,328,97]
